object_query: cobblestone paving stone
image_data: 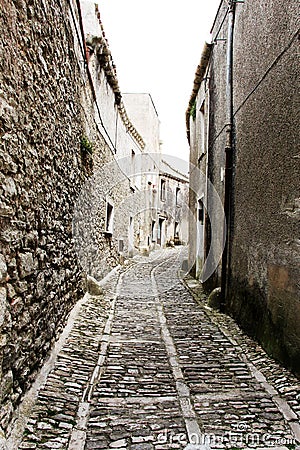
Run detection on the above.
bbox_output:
[14,271,119,450]
[156,254,300,446]
[13,247,300,450]
[181,273,300,440]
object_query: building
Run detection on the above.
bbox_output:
[123,93,189,253]
[0,0,188,432]
[157,159,189,248]
[122,93,161,253]
[187,0,300,374]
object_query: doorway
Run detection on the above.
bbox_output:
[157,217,164,246]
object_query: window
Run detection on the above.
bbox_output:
[118,239,124,253]
[130,149,136,178]
[128,216,134,255]
[198,199,204,225]
[200,101,206,156]
[105,200,114,234]
[131,150,135,169]
[175,187,180,206]
[174,222,179,237]
[160,179,166,201]
[157,218,164,245]
[151,221,156,241]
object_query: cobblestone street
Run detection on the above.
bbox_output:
[9,248,300,450]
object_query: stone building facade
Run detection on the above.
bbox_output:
[156,159,189,248]
[123,93,189,252]
[0,0,176,433]
[187,0,300,375]
[0,0,89,431]
[122,93,161,253]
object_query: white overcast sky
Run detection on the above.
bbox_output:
[99,0,221,163]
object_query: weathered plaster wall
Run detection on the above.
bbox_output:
[188,69,210,278]
[228,0,300,374]
[123,93,161,157]
[188,113,199,276]
[192,0,300,374]
[187,42,218,282]
[207,5,229,290]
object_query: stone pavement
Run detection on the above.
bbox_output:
[6,247,300,449]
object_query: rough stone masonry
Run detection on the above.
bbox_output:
[0,0,88,431]
[0,0,133,433]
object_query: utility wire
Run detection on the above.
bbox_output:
[212,7,229,44]
[194,21,299,160]
[234,27,300,117]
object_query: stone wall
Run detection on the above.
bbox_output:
[0,0,147,433]
[0,0,88,430]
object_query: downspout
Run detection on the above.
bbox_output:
[220,0,235,311]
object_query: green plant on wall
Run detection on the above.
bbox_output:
[80,135,94,155]
[190,100,196,120]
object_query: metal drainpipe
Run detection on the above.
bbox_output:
[220,0,235,311]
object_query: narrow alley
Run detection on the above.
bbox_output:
[8,248,300,450]
[0,0,299,449]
